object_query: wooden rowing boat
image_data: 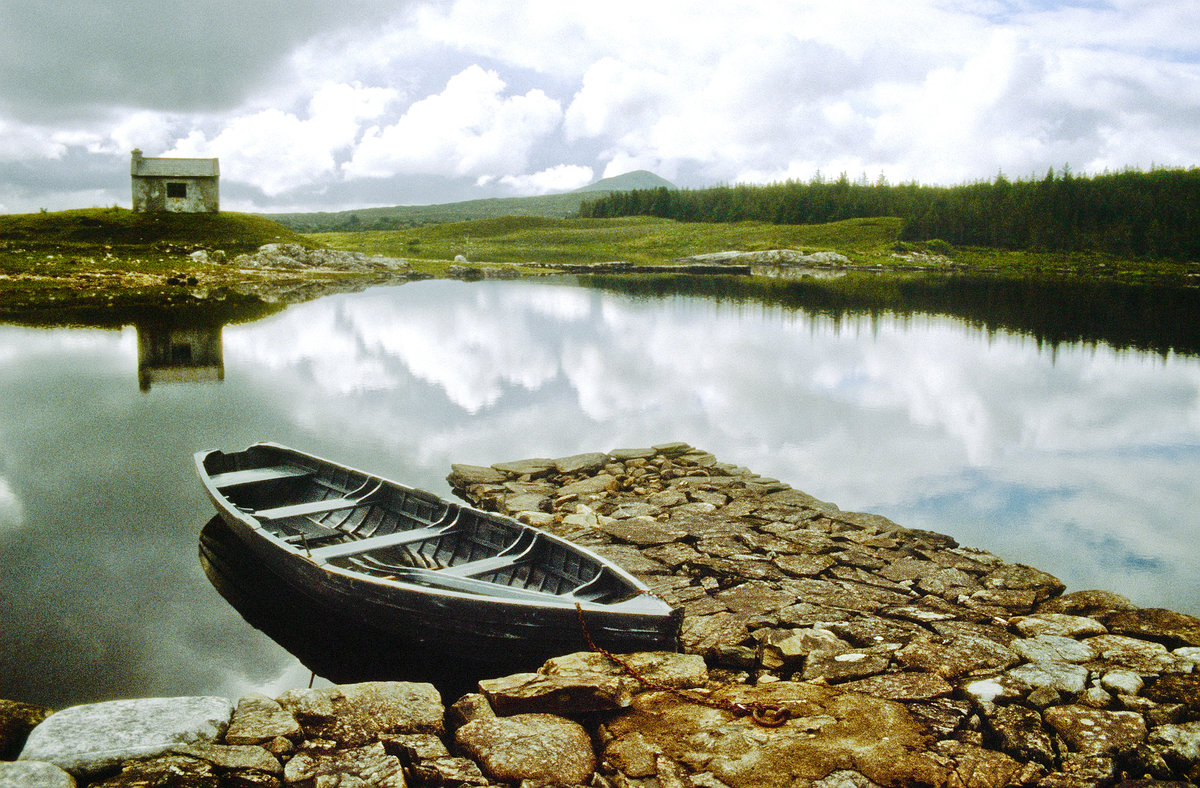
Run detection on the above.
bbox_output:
[194,443,682,666]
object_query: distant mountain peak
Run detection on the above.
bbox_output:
[575,170,676,193]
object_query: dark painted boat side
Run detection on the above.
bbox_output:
[195,443,682,661]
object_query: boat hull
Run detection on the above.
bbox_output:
[195,443,682,669]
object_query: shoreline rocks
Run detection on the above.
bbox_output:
[6,442,1200,786]
[443,442,1200,785]
[225,243,413,274]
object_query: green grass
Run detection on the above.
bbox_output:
[3,209,1195,322]
[311,214,1199,283]
[0,207,310,252]
[313,215,906,267]
[0,208,345,318]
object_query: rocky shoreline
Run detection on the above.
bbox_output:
[4,443,1200,786]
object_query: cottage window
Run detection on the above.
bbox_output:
[167,182,187,198]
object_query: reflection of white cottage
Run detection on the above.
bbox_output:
[136,324,224,392]
[130,149,219,213]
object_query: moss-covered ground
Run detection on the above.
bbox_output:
[313,214,1198,283]
[2,209,1196,322]
[0,208,356,318]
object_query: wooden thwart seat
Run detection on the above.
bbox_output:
[438,554,524,578]
[310,525,457,562]
[566,567,614,601]
[210,465,311,489]
[348,555,562,602]
[437,534,538,577]
[255,479,385,521]
[256,497,365,521]
[281,519,344,545]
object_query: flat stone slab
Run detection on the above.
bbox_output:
[223,692,300,745]
[540,651,708,690]
[1012,634,1098,664]
[276,681,443,746]
[283,742,405,788]
[608,447,657,460]
[1103,607,1200,648]
[558,474,618,495]
[455,713,596,785]
[478,672,633,716]
[491,457,555,476]
[1006,661,1090,695]
[553,452,610,474]
[1044,705,1148,756]
[1010,612,1108,639]
[447,463,506,485]
[0,761,76,788]
[18,696,234,778]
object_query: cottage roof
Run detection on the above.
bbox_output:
[131,156,219,178]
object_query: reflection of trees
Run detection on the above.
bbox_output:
[579,274,1200,358]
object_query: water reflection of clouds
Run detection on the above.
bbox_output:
[4,280,1200,709]
[218,280,1200,612]
[0,475,22,531]
[226,284,565,411]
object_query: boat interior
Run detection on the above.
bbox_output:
[202,447,639,604]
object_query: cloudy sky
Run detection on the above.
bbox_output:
[1,0,1197,213]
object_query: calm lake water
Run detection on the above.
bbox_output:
[2,275,1198,709]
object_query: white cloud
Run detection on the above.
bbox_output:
[343,66,562,181]
[565,58,676,142]
[494,164,594,195]
[224,284,564,412]
[2,0,1199,209]
[166,82,396,195]
[0,476,23,532]
[104,111,179,157]
[0,119,71,161]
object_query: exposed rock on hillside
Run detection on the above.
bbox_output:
[679,249,853,266]
[226,243,412,273]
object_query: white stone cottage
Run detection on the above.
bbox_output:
[130,149,219,213]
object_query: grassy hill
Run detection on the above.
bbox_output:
[0,208,368,320]
[574,170,675,193]
[313,212,1196,282]
[264,170,677,232]
[0,207,308,252]
[314,215,906,268]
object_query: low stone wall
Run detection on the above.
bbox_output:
[4,443,1200,787]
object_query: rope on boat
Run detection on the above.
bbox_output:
[573,603,790,728]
